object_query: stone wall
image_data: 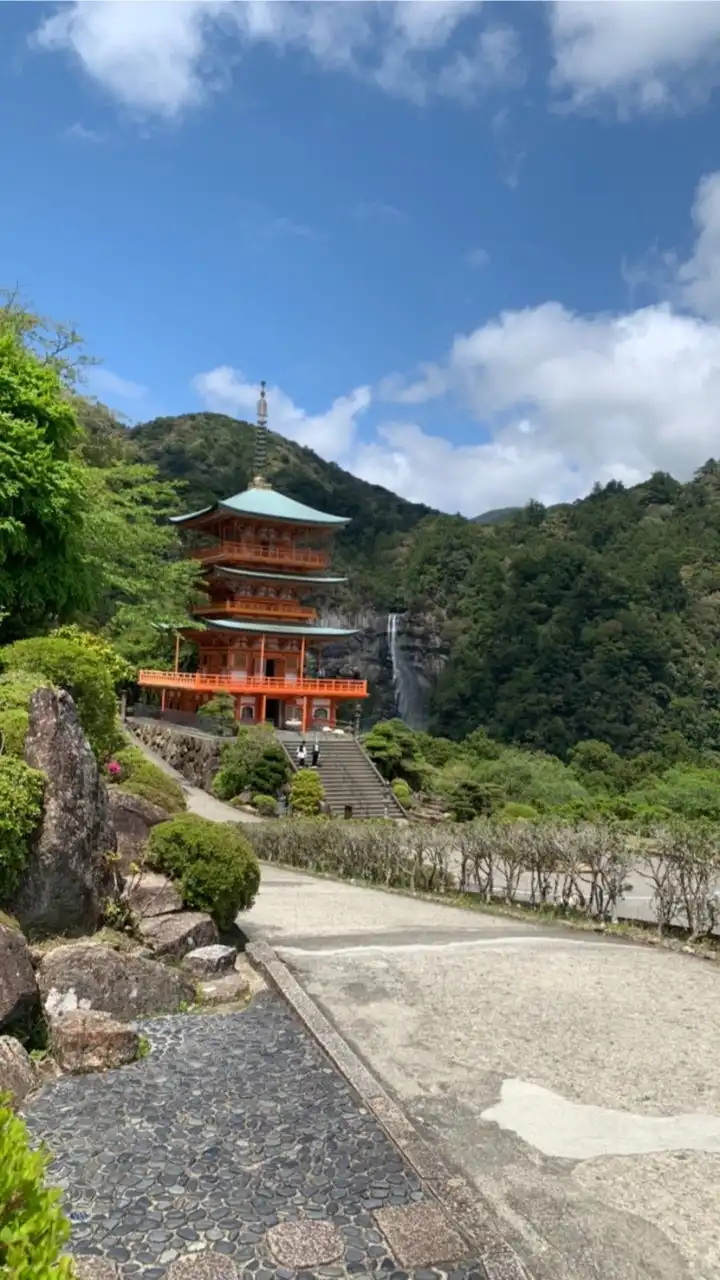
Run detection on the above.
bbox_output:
[131,720,223,790]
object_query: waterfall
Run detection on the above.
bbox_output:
[387,613,426,730]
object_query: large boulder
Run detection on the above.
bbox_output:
[0,922,39,1032]
[37,943,196,1019]
[137,911,218,959]
[108,789,170,870]
[11,688,118,935]
[0,1035,36,1106]
[51,1010,139,1074]
[124,871,183,919]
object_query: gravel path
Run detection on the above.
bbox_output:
[25,993,483,1280]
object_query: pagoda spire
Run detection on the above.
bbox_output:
[251,379,272,490]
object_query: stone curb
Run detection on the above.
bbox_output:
[245,939,532,1280]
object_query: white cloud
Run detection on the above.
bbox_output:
[550,0,720,114]
[677,172,720,320]
[466,247,490,269]
[32,0,518,118]
[63,121,106,143]
[86,367,147,402]
[347,169,720,515]
[192,366,371,461]
[351,201,405,223]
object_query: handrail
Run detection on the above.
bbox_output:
[191,541,328,569]
[137,669,368,696]
[192,598,316,621]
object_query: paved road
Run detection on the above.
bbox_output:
[244,865,720,1280]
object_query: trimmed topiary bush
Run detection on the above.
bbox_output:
[252,793,278,817]
[290,769,324,816]
[147,814,260,930]
[0,1096,74,1278]
[0,757,45,903]
[1,636,117,761]
[0,706,29,758]
[114,744,186,814]
[391,778,412,807]
[50,625,135,689]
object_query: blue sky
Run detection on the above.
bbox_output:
[3,2,720,515]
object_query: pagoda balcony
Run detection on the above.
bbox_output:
[192,599,317,623]
[190,541,329,570]
[138,670,368,698]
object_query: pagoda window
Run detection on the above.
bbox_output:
[240,704,254,722]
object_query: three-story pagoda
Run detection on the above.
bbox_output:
[138,383,368,731]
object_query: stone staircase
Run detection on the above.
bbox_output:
[275,730,405,820]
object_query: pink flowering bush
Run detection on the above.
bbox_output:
[106,760,121,778]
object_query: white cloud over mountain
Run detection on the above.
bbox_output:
[194,168,720,517]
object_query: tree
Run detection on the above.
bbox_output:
[0,320,91,641]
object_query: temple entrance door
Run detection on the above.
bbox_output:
[265,698,281,726]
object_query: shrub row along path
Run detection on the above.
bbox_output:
[242,867,720,1280]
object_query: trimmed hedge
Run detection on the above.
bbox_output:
[147,814,260,930]
[0,1097,74,1278]
[114,745,186,814]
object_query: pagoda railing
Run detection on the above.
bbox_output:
[191,541,329,570]
[192,598,316,622]
[138,670,368,697]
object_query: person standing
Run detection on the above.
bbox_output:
[311,739,320,768]
[296,741,307,768]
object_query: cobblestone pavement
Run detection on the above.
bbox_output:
[25,993,484,1280]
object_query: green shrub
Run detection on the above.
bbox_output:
[0,707,29,757]
[0,1097,74,1279]
[212,728,290,801]
[494,801,540,822]
[1,636,117,761]
[199,693,237,732]
[147,814,260,929]
[114,744,186,814]
[0,758,45,902]
[391,778,413,806]
[252,793,278,817]
[447,778,505,822]
[50,625,135,689]
[290,769,324,815]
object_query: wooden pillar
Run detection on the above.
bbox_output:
[302,697,310,733]
[174,631,181,674]
[161,689,166,714]
[299,635,306,680]
[259,633,266,678]
[259,694,267,724]
[329,701,336,728]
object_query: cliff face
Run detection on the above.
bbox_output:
[317,606,448,728]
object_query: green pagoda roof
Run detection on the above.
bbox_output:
[188,619,357,639]
[171,486,348,528]
[211,565,346,586]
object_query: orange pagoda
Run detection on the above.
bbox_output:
[138,383,368,732]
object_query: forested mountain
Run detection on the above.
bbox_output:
[131,413,432,608]
[405,471,720,758]
[131,412,720,763]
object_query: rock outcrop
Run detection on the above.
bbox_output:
[183,944,236,976]
[51,1010,139,1074]
[130,721,222,789]
[0,921,39,1032]
[124,871,183,919]
[138,911,218,959]
[37,943,196,1019]
[0,1035,36,1105]
[109,789,170,870]
[11,688,118,935]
